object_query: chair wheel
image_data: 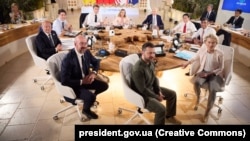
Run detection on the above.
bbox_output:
[219,97,223,102]
[118,109,122,114]
[41,86,45,90]
[194,106,198,111]
[53,116,58,120]
[218,108,222,113]
[60,99,64,103]
[80,117,89,122]
[95,101,99,105]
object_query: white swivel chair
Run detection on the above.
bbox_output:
[26,34,53,90]
[185,44,234,115]
[47,51,88,122]
[118,53,152,125]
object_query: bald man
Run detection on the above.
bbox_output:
[60,35,109,119]
[142,8,164,29]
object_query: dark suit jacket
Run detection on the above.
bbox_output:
[226,16,244,28]
[35,30,61,60]
[61,49,100,91]
[200,11,216,23]
[142,14,164,29]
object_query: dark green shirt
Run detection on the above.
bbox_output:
[130,58,160,103]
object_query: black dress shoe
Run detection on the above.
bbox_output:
[82,110,98,119]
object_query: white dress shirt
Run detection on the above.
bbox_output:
[75,48,85,78]
[112,16,130,26]
[86,12,103,26]
[53,18,69,35]
[172,21,197,33]
[152,15,157,26]
[192,26,216,41]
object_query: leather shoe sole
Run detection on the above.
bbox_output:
[82,110,98,119]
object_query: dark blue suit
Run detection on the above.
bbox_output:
[200,11,217,23]
[61,49,108,111]
[35,30,61,60]
[226,16,244,28]
[142,14,164,29]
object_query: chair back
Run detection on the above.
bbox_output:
[190,45,234,86]
[47,51,76,99]
[217,44,234,85]
[25,34,47,70]
[119,53,146,109]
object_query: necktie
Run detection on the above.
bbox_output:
[206,12,210,19]
[62,22,64,30]
[183,23,186,33]
[48,34,54,46]
[94,15,97,22]
[81,55,88,75]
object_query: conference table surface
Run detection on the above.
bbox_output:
[84,28,187,72]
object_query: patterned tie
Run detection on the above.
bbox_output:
[183,23,186,33]
[48,34,54,46]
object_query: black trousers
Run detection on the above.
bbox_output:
[66,79,108,111]
[216,29,231,46]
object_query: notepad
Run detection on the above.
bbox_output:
[174,50,196,61]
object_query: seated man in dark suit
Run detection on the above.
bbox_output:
[200,4,217,24]
[142,8,164,30]
[61,35,109,119]
[224,9,244,28]
[35,20,62,60]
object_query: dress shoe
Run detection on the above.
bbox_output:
[202,115,209,123]
[82,110,98,119]
[166,116,182,125]
[185,72,190,76]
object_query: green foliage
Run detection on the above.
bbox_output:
[172,0,220,19]
[0,0,44,23]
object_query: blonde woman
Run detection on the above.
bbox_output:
[182,34,224,123]
[9,3,24,24]
[112,9,130,26]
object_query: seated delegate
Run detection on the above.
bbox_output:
[142,8,164,30]
[9,3,24,24]
[112,9,130,27]
[85,4,103,27]
[224,9,244,28]
[191,18,216,46]
[35,20,62,60]
[61,35,109,119]
[182,34,225,123]
[172,13,197,34]
[53,9,72,36]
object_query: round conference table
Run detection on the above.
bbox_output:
[88,28,187,72]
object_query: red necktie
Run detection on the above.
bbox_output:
[183,23,186,33]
